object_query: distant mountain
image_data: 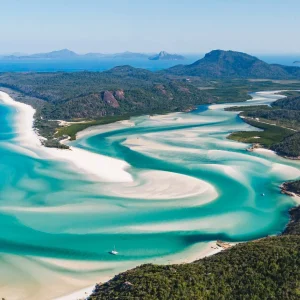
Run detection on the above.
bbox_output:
[113,51,149,59]
[149,51,185,61]
[2,49,150,60]
[30,49,78,59]
[4,49,79,60]
[166,50,300,79]
[0,52,27,59]
[84,52,106,58]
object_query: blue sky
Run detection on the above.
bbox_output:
[0,0,299,54]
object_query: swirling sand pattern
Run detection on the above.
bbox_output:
[0,91,299,299]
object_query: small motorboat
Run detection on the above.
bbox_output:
[261,193,265,196]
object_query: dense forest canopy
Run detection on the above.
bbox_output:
[89,235,300,300]
[0,69,212,120]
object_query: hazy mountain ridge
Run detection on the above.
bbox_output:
[4,49,79,60]
[166,50,300,79]
[2,49,152,60]
[2,49,187,61]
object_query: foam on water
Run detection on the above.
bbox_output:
[0,90,299,299]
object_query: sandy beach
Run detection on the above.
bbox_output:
[0,89,299,300]
[53,240,225,300]
[0,90,225,299]
[0,91,133,183]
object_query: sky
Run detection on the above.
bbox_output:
[0,0,299,55]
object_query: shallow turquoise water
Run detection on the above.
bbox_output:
[0,91,299,299]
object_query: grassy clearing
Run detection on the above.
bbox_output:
[225,105,271,112]
[228,118,295,147]
[55,115,130,140]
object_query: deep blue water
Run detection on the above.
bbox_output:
[0,54,298,72]
[0,56,200,72]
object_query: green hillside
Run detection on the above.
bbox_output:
[166,50,300,79]
[89,235,300,300]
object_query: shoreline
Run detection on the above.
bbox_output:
[0,91,133,183]
[54,240,228,300]
[0,89,299,300]
[0,90,226,300]
[280,182,300,199]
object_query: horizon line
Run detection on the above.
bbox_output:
[1,49,300,56]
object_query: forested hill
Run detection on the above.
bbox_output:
[0,68,212,120]
[89,235,300,300]
[165,50,300,79]
[273,94,300,110]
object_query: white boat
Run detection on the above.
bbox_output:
[261,193,265,196]
[109,246,118,255]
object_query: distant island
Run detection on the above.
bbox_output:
[148,51,185,61]
[4,49,79,60]
[2,49,151,60]
[112,51,149,59]
[294,61,300,64]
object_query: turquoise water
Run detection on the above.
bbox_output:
[0,91,299,299]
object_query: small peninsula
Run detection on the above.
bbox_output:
[226,92,300,159]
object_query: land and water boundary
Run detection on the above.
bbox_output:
[1,69,300,149]
[1,88,300,300]
[226,90,300,158]
[87,90,300,300]
[1,50,300,299]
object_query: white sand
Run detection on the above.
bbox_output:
[292,195,300,204]
[54,285,95,300]
[0,89,293,299]
[209,90,287,111]
[270,163,300,180]
[76,119,135,140]
[0,91,223,299]
[0,91,133,183]
[41,146,133,182]
[123,136,200,153]
[104,170,218,202]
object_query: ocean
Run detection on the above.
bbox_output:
[0,54,298,72]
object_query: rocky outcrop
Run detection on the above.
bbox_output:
[246,143,261,152]
[102,91,119,108]
[114,90,125,100]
